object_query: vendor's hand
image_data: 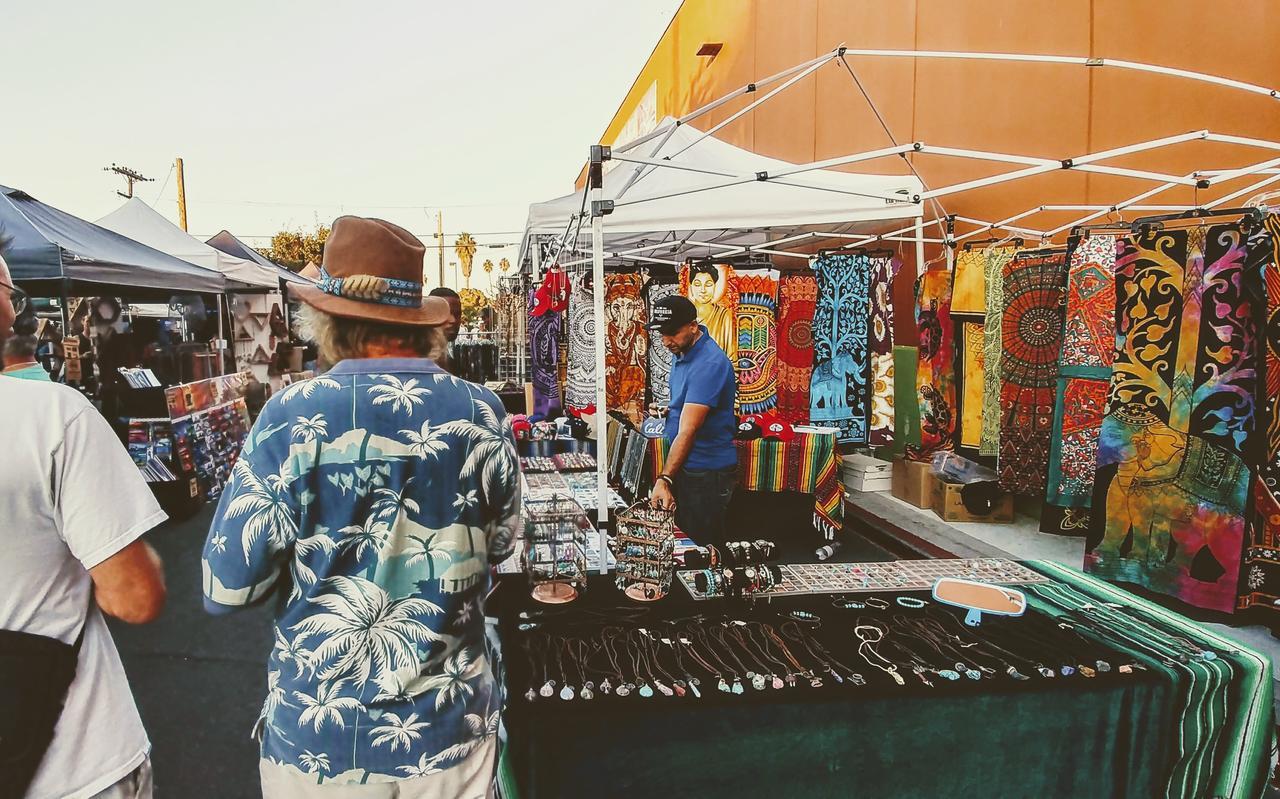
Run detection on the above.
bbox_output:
[650,480,676,511]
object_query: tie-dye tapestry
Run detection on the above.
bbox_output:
[776,273,817,425]
[645,278,678,408]
[527,289,562,417]
[868,256,896,446]
[1087,222,1261,614]
[680,262,738,365]
[959,321,986,449]
[810,254,870,444]
[736,271,779,415]
[912,267,955,455]
[564,275,596,411]
[979,247,1018,456]
[604,273,648,426]
[951,248,987,314]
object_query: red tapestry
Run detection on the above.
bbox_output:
[604,274,648,426]
[912,268,955,455]
[776,273,818,425]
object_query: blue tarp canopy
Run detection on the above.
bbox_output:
[1,184,228,296]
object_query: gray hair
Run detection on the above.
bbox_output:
[294,304,445,366]
[3,334,38,363]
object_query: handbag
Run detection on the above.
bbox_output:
[0,597,91,794]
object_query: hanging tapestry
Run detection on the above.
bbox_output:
[645,277,678,408]
[892,345,921,455]
[979,247,1018,456]
[564,275,596,411]
[912,267,955,454]
[604,273,648,426]
[810,254,870,443]
[1042,235,1119,533]
[1239,214,1280,613]
[527,289,562,417]
[776,273,818,425]
[959,321,985,449]
[736,271,779,415]
[1087,222,1260,614]
[680,262,738,364]
[951,248,987,314]
[868,256,896,447]
[997,248,1068,495]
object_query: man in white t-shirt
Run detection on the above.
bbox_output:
[0,249,169,798]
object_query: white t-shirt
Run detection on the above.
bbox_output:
[0,378,167,799]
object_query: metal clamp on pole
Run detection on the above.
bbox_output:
[591,199,615,218]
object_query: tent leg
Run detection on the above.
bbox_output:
[59,280,71,383]
[216,293,228,376]
[591,199,609,575]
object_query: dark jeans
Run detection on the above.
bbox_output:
[674,466,737,546]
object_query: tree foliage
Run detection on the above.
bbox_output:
[259,225,330,270]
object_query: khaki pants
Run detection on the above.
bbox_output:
[259,739,495,799]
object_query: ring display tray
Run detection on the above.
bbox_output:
[678,558,1050,600]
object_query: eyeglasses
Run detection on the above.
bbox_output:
[0,279,28,317]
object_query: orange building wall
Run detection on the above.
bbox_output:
[586,0,1280,343]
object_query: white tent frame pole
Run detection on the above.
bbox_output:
[615,125,683,200]
[1204,155,1280,186]
[951,209,1046,243]
[1072,164,1201,185]
[952,215,1048,238]
[915,217,927,282]
[1206,173,1280,208]
[767,143,919,179]
[1046,179,1187,235]
[589,185,609,575]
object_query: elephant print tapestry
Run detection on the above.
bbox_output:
[810,254,870,444]
[913,267,955,454]
[1239,214,1280,613]
[645,278,679,408]
[868,256,896,447]
[527,289,562,417]
[736,271,779,415]
[776,273,818,425]
[997,248,1068,496]
[979,247,1018,456]
[1042,235,1118,534]
[605,274,648,426]
[564,276,596,411]
[680,262,738,365]
[1086,222,1260,614]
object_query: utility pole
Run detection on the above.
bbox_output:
[175,157,189,231]
[435,211,445,287]
[103,163,153,199]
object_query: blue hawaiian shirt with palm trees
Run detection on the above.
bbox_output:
[203,358,520,785]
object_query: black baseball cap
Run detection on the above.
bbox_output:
[646,295,698,334]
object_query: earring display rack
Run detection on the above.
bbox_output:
[522,493,589,604]
[610,502,677,602]
[678,558,1050,601]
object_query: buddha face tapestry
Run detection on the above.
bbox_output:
[681,262,738,365]
[979,247,1018,457]
[913,267,955,455]
[810,254,871,444]
[997,249,1068,496]
[564,275,597,411]
[527,289,562,417]
[605,274,648,425]
[1239,214,1280,613]
[645,278,679,408]
[776,273,818,425]
[868,256,896,447]
[1087,222,1261,614]
[736,271,779,415]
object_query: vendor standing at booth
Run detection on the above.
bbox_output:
[647,295,737,544]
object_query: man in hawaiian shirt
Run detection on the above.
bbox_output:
[204,217,520,798]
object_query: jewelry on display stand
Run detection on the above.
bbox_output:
[609,501,676,602]
[523,494,588,604]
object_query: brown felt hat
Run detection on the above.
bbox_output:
[292,216,450,326]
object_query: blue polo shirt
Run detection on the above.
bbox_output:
[665,325,737,471]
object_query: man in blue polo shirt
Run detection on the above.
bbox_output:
[647,295,737,544]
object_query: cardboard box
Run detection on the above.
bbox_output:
[841,453,892,475]
[891,458,934,508]
[931,479,1015,523]
[844,473,893,493]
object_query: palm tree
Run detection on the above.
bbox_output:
[406,533,453,581]
[273,627,315,678]
[418,711,498,773]
[398,753,443,779]
[372,478,420,524]
[298,750,331,782]
[368,375,430,415]
[400,420,449,460]
[224,460,298,563]
[454,233,477,288]
[292,526,337,600]
[291,576,444,689]
[293,681,365,733]
[369,712,430,753]
[412,647,484,712]
[482,258,494,275]
[498,257,510,274]
[280,375,342,404]
[291,413,329,443]
[336,514,390,565]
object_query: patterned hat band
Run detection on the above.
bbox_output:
[316,265,423,308]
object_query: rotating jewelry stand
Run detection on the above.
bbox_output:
[522,494,588,604]
[609,501,676,602]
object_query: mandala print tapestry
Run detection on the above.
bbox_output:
[979,247,1018,456]
[1240,214,1280,613]
[776,273,818,425]
[680,262,739,365]
[564,276,596,411]
[1042,236,1118,535]
[527,289,562,417]
[645,278,678,408]
[997,248,1067,495]
[868,256,896,446]
[605,273,648,426]
[1086,223,1260,614]
[736,271,779,415]
[959,321,985,449]
[810,254,870,443]
[912,267,955,455]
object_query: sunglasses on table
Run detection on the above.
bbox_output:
[0,279,29,316]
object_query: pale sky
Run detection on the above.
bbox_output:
[4,0,683,292]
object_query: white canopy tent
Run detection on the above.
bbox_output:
[97,198,284,289]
